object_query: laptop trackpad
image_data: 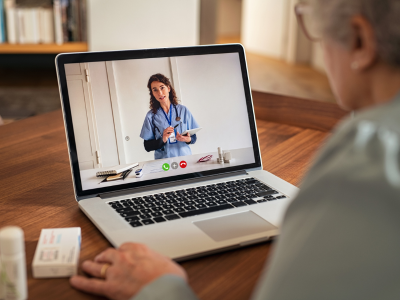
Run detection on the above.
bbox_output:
[193,211,277,242]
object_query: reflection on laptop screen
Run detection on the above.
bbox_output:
[64,53,255,191]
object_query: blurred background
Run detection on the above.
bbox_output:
[0,0,335,126]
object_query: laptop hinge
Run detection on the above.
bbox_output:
[97,170,247,200]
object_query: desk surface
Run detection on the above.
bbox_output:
[0,109,329,300]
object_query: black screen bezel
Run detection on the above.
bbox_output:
[56,44,261,198]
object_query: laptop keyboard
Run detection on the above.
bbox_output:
[107,177,287,228]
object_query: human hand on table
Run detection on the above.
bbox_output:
[163,126,174,143]
[70,243,187,300]
[176,131,191,143]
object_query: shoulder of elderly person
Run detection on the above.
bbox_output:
[250,92,400,300]
[298,91,400,192]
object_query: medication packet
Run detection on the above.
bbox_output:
[32,227,81,278]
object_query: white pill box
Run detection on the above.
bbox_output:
[32,227,81,278]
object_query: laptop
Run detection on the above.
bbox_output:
[55,44,299,261]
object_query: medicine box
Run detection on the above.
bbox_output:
[32,227,81,278]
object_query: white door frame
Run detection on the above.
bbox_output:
[105,61,127,165]
[65,63,101,169]
[83,63,103,167]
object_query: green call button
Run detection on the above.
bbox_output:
[162,163,170,171]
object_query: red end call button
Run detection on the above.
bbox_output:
[179,161,187,168]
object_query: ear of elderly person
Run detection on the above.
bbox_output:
[69,0,400,299]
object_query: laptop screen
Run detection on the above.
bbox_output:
[56,45,261,197]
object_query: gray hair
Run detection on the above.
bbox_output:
[312,0,400,67]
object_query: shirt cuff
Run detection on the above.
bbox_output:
[186,134,196,145]
[131,275,198,300]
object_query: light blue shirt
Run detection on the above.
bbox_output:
[140,104,199,160]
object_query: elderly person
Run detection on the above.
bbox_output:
[70,0,400,299]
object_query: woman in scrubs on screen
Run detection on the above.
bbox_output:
[140,73,199,160]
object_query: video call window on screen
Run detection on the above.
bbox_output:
[64,53,255,191]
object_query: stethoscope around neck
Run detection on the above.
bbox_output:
[151,104,182,140]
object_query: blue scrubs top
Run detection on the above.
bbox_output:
[140,104,199,159]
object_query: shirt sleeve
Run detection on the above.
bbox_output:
[140,113,155,140]
[183,106,198,144]
[251,119,400,300]
[144,138,166,152]
[184,106,199,130]
[187,133,197,145]
[131,275,199,300]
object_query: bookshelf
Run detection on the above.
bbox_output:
[0,42,88,54]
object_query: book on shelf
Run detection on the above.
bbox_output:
[60,0,68,42]
[39,6,54,43]
[68,0,79,42]
[17,8,38,44]
[16,7,55,44]
[53,0,62,44]
[4,0,17,44]
[1,0,86,45]
[78,0,85,41]
[0,0,6,43]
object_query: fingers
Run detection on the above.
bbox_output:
[81,260,104,278]
[119,242,145,252]
[119,243,152,259]
[95,248,120,264]
[175,133,189,142]
[70,275,107,297]
[176,132,186,140]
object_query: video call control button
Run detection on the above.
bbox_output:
[179,161,187,168]
[171,162,179,169]
[162,163,170,171]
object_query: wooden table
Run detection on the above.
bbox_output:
[0,92,345,299]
